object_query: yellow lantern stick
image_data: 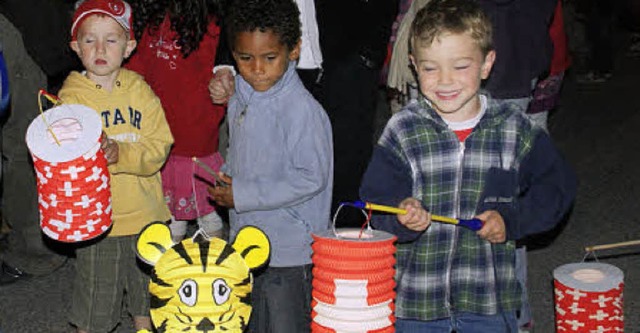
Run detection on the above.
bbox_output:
[348,200,484,231]
[37,89,62,146]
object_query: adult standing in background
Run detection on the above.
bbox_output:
[315,0,398,225]
[293,0,323,98]
[477,0,556,108]
[0,0,79,93]
[0,0,79,284]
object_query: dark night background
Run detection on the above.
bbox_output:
[2,1,640,332]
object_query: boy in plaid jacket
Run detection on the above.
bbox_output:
[359,0,576,331]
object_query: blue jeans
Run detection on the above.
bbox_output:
[396,311,518,333]
[247,264,312,333]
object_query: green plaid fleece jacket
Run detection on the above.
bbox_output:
[360,95,576,321]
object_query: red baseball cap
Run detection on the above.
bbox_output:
[71,0,134,41]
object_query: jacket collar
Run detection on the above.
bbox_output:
[235,61,299,105]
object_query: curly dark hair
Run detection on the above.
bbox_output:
[224,0,301,51]
[129,0,222,57]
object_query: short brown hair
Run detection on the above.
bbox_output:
[410,0,493,55]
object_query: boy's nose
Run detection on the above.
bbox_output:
[439,69,453,85]
[96,41,106,54]
[252,60,265,75]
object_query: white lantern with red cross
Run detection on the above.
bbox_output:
[26,104,112,242]
[554,262,624,332]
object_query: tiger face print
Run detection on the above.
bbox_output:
[136,223,270,333]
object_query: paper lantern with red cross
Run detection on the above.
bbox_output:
[554,262,624,332]
[26,104,112,242]
[311,228,397,333]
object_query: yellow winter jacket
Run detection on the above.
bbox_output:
[58,69,173,236]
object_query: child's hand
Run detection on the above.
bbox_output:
[208,68,235,104]
[207,172,234,208]
[100,132,119,165]
[475,210,506,243]
[397,198,431,231]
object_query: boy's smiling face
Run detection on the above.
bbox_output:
[411,32,495,122]
[232,29,300,92]
[70,14,136,88]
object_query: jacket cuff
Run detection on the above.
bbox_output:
[497,204,519,241]
[212,65,236,77]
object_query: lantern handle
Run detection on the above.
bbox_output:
[37,89,62,146]
[331,203,370,239]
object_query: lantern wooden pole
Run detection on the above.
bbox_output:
[584,239,640,252]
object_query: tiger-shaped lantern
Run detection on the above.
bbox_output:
[136,222,270,332]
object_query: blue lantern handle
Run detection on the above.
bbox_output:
[456,218,484,231]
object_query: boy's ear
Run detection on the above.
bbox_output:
[70,41,80,55]
[124,40,137,59]
[481,50,496,80]
[288,39,301,61]
[409,54,419,78]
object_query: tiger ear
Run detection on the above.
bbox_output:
[136,222,175,266]
[231,226,271,270]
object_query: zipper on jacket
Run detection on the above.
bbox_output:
[444,140,465,314]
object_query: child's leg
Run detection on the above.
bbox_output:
[455,311,518,333]
[69,237,126,333]
[247,265,312,333]
[168,217,188,243]
[123,235,152,331]
[197,211,225,239]
[133,316,152,331]
[164,153,225,242]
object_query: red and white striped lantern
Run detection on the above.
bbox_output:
[554,262,624,332]
[26,104,112,242]
[311,228,397,333]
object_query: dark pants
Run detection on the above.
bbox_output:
[296,68,322,101]
[247,264,313,333]
[318,55,380,227]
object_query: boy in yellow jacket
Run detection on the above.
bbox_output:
[57,0,173,332]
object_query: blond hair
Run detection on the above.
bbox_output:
[410,0,493,55]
